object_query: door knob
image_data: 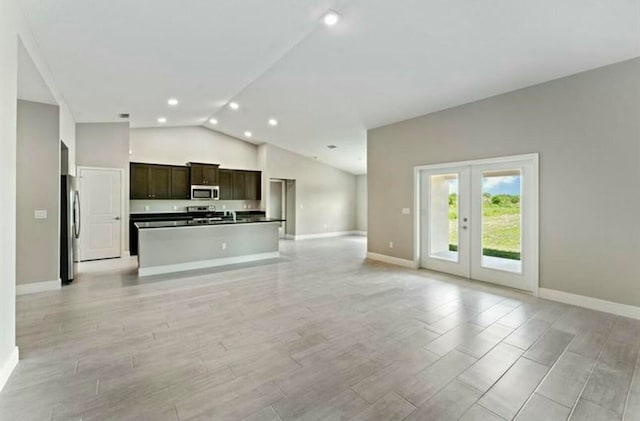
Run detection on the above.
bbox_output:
[462,225,468,230]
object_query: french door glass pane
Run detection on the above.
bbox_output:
[429,173,458,262]
[481,169,522,273]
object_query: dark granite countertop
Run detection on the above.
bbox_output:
[135,217,284,229]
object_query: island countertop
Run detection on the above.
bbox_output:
[135,217,285,229]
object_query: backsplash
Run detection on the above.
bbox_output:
[130,199,263,213]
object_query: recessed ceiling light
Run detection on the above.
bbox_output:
[323,10,341,26]
[268,118,278,126]
[244,131,252,138]
[157,117,167,123]
[167,98,179,106]
[209,118,218,125]
[229,102,240,110]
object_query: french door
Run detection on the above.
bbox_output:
[419,155,538,292]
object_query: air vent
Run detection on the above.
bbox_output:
[327,144,337,149]
[119,113,130,119]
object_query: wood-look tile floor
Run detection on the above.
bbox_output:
[2,236,640,421]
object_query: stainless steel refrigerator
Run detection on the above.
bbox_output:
[60,175,80,283]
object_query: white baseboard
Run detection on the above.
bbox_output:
[539,288,640,320]
[0,347,19,392]
[366,252,419,269]
[353,231,367,236]
[293,231,362,240]
[284,234,296,240]
[16,279,61,295]
[139,252,280,277]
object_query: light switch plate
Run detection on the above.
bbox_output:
[402,208,410,215]
[34,210,47,219]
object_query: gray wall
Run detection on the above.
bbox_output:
[265,144,357,236]
[16,100,60,286]
[130,126,258,170]
[1,0,77,386]
[76,122,130,250]
[356,174,367,232]
[0,0,20,382]
[368,58,640,307]
[76,122,130,169]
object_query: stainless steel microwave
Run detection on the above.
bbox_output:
[191,185,220,200]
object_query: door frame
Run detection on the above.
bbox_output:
[76,166,126,261]
[269,179,286,238]
[413,153,539,295]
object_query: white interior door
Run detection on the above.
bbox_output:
[420,167,471,277]
[419,155,538,292]
[79,168,122,261]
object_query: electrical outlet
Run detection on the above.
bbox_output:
[34,210,47,219]
[300,204,304,209]
[172,205,178,211]
[222,204,226,210]
[221,242,227,250]
[144,206,150,211]
[389,241,394,249]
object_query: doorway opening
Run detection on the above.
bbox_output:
[269,178,296,239]
[415,154,538,292]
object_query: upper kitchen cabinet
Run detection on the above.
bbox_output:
[189,163,219,186]
[232,171,246,200]
[244,171,261,200]
[170,166,191,200]
[130,163,151,199]
[148,166,172,199]
[232,170,261,200]
[130,163,185,200]
[219,169,234,200]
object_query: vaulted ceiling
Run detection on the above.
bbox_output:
[18,0,640,174]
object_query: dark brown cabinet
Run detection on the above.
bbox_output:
[230,170,261,200]
[189,163,219,186]
[130,163,151,199]
[130,162,260,201]
[232,171,246,200]
[219,169,234,200]
[148,166,171,199]
[244,171,261,200]
[130,163,189,200]
[170,166,191,200]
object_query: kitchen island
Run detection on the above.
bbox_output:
[135,217,284,276]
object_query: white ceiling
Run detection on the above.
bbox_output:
[18,0,640,174]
